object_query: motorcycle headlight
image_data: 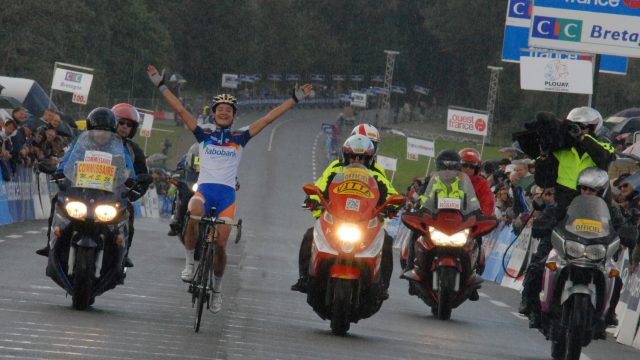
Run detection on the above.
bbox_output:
[565,241,586,258]
[585,244,607,261]
[429,227,468,247]
[95,204,118,222]
[336,224,362,253]
[192,183,199,192]
[65,201,87,220]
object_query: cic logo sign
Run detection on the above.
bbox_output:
[531,16,582,42]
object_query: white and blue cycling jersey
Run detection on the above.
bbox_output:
[193,125,251,188]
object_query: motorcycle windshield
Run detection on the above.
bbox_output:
[327,164,381,222]
[563,195,611,239]
[421,170,480,216]
[63,130,129,194]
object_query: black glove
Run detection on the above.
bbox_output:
[53,172,65,181]
[382,205,398,219]
[304,197,320,210]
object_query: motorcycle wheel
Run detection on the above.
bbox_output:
[330,279,353,336]
[564,294,590,360]
[436,267,456,321]
[194,244,213,332]
[72,247,96,310]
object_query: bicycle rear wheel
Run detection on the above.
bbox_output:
[194,235,214,332]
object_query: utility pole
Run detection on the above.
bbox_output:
[379,50,400,129]
[486,66,503,144]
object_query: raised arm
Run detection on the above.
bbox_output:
[248,84,313,137]
[147,65,198,132]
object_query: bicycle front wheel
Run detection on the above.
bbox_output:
[194,242,213,332]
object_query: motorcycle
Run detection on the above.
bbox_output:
[42,130,150,310]
[538,195,620,360]
[400,170,496,320]
[302,164,404,335]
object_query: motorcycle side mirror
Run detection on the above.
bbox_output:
[302,183,329,209]
[401,212,430,234]
[470,218,497,239]
[303,183,321,196]
[386,194,405,207]
[374,194,406,217]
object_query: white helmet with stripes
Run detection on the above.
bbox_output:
[351,124,380,154]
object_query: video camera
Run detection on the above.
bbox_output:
[512,111,580,159]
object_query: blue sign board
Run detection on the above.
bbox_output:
[501,0,628,74]
[350,75,364,81]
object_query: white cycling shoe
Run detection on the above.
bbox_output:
[181,264,194,282]
[211,291,222,313]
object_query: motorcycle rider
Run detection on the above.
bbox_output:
[168,142,200,236]
[291,127,398,297]
[111,103,149,268]
[404,149,483,300]
[518,107,616,328]
[148,64,313,313]
[458,147,495,276]
[36,108,137,257]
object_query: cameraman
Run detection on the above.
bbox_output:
[517,107,615,328]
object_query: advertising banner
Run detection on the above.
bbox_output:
[529,0,640,58]
[501,0,628,74]
[413,85,430,96]
[350,92,367,108]
[520,56,593,94]
[51,68,94,95]
[376,155,397,172]
[221,73,239,88]
[350,75,364,82]
[407,137,435,158]
[446,107,489,136]
[139,111,154,138]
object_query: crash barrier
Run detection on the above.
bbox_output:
[388,213,640,349]
[0,165,170,225]
[237,96,342,110]
[0,165,52,225]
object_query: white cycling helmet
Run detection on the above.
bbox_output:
[566,106,603,136]
[351,124,380,154]
[341,135,375,167]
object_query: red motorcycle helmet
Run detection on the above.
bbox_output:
[111,103,140,139]
[459,147,481,173]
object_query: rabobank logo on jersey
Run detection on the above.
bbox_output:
[204,146,237,158]
[531,16,583,41]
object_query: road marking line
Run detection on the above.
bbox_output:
[478,291,489,298]
[5,235,23,238]
[510,311,527,319]
[40,227,48,231]
[312,131,322,179]
[0,240,4,244]
[24,231,41,234]
[489,300,510,308]
[267,117,296,152]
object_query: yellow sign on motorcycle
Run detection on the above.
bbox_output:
[573,219,603,235]
[74,161,116,192]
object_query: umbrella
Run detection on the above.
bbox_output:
[498,147,524,158]
[0,95,23,110]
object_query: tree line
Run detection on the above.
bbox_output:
[1,0,638,143]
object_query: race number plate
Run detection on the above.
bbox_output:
[437,198,461,210]
[74,161,116,192]
[573,219,603,235]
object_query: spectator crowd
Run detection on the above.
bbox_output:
[0,107,73,181]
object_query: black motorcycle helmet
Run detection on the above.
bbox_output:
[86,107,117,132]
[436,149,461,171]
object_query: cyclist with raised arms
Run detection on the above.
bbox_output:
[147,65,313,313]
